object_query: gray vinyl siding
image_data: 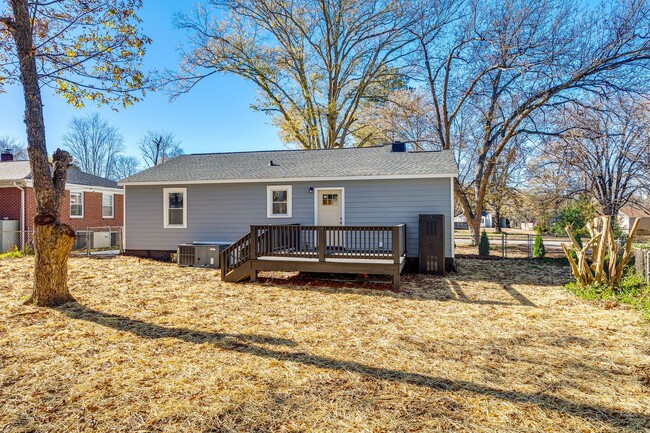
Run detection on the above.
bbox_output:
[124,178,453,257]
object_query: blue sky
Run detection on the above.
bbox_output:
[0,1,285,159]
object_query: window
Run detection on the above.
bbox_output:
[102,193,114,218]
[163,188,187,228]
[322,193,338,206]
[267,185,292,218]
[70,192,84,218]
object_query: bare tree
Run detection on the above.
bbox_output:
[353,88,440,149]
[112,155,141,181]
[169,0,434,149]
[0,0,149,306]
[409,0,650,243]
[63,113,124,179]
[139,130,183,167]
[0,135,27,159]
[485,146,527,232]
[542,95,650,217]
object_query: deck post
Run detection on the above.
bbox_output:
[392,226,400,264]
[392,273,400,290]
[318,226,326,262]
[250,226,257,259]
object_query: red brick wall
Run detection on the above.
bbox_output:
[19,188,123,231]
[0,188,21,220]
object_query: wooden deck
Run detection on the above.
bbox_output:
[220,225,408,289]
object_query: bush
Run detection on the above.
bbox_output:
[533,232,545,258]
[567,268,650,320]
[478,230,490,256]
[550,196,596,237]
[0,246,24,260]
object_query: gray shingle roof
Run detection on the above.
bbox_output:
[120,145,458,184]
[0,160,121,189]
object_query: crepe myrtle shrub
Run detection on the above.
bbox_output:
[478,230,490,256]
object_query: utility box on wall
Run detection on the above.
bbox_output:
[419,214,445,274]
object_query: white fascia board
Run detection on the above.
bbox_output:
[118,173,459,186]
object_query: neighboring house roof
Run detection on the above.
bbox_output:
[119,145,458,185]
[619,205,650,218]
[0,160,121,190]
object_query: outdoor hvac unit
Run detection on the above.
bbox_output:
[74,231,92,250]
[419,214,445,274]
[93,231,111,249]
[177,243,229,268]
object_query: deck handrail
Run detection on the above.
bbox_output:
[219,231,252,279]
[250,224,407,262]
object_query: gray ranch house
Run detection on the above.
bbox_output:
[119,143,458,288]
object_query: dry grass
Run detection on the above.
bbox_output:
[1,256,649,433]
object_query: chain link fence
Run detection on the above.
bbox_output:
[454,232,570,259]
[0,226,122,256]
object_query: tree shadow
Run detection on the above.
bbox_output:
[56,302,296,348]
[446,279,536,307]
[258,274,537,307]
[54,302,648,430]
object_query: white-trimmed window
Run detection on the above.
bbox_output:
[70,191,84,218]
[267,185,292,218]
[102,193,114,218]
[163,188,187,228]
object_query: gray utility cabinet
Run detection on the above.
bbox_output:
[0,219,19,253]
[419,214,445,274]
[177,242,230,268]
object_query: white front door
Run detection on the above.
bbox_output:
[317,189,343,247]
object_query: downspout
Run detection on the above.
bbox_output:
[13,182,25,249]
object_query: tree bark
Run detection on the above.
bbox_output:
[7,0,76,306]
[29,214,76,306]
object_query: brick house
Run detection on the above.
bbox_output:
[0,150,124,250]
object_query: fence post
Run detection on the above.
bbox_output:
[528,234,532,260]
[501,233,505,259]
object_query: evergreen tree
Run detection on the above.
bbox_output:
[533,232,546,259]
[479,231,490,256]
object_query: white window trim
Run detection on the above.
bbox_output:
[102,192,114,219]
[267,185,292,218]
[70,191,84,219]
[163,188,187,228]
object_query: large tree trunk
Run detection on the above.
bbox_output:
[8,0,75,307]
[29,215,76,306]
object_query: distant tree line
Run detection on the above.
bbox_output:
[1,114,186,182]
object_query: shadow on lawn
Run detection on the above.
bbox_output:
[258,273,537,307]
[56,302,647,431]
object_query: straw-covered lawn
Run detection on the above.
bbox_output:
[1,256,649,432]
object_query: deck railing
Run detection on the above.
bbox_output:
[250,224,407,263]
[220,231,252,277]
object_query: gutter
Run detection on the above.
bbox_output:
[12,182,25,249]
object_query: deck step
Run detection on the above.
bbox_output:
[222,261,251,282]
